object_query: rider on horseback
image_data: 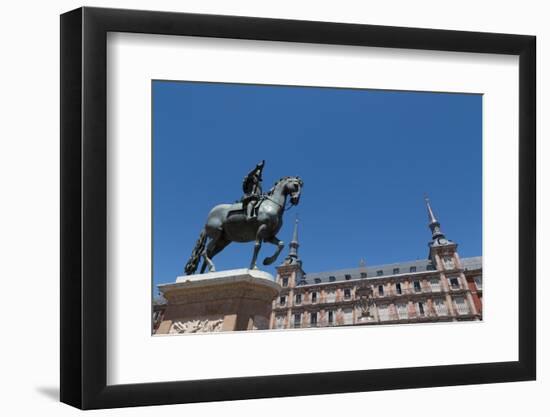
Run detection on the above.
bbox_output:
[242,160,265,220]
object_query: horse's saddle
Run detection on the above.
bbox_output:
[228,196,265,218]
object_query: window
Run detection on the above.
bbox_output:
[413,280,422,293]
[326,290,336,302]
[378,304,390,321]
[395,282,402,294]
[376,270,383,276]
[396,302,408,319]
[329,275,336,282]
[410,266,417,273]
[454,296,469,315]
[360,272,367,278]
[433,298,448,316]
[345,274,352,280]
[343,308,353,324]
[310,312,318,326]
[295,294,302,304]
[275,315,285,329]
[427,264,435,270]
[474,276,482,290]
[282,277,288,287]
[417,301,425,316]
[311,292,317,303]
[294,313,301,327]
[449,277,460,289]
[328,310,334,325]
[430,278,441,292]
[344,288,351,299]
[378,285,384,296]
[314,278,321,284]
[279,296,286,306]
[393,268,400,274]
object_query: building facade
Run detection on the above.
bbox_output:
[269,198,482,329]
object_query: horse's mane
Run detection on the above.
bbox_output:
[266,176,303,195]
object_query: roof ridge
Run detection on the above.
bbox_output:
[304,256,482,278]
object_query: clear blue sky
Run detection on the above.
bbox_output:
[153,81,482,291]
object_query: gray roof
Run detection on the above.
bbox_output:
[299,256,482,286]
[461,256,483,271]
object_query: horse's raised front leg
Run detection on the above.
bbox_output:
[250,225,267,270]
[262,235,284,266]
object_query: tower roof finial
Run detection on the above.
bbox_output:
[424,194,438,225]
[291,214,299,245]
[284,214,301,265]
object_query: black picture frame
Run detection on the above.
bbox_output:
[60,6,536,410]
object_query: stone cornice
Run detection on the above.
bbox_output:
[159,269,281,305]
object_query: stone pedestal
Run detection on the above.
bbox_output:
[155,269,281,334]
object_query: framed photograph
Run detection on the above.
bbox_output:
[60,6,536,409]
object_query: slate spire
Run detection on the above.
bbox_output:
[424,195,448,244]
[284,215,301,265]
[289,216,299,259]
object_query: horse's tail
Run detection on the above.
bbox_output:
[184,229,207,275]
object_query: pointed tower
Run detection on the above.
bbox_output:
[270,216,306,329]
[425,195,450,246]
[423,195,479,319]
[276,218,305,287]
[284,216,301,266]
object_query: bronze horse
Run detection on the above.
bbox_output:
[185,176,303,274]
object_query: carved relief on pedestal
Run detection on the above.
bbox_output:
[169,318,224,334]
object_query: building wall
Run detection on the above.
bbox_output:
[270,251,482,329]
[270,273,482,329]
[465,271,483,315]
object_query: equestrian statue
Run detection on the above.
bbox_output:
[184,161,303,275]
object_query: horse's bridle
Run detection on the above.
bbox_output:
[264,195,296,212]
[263,179,301,212]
